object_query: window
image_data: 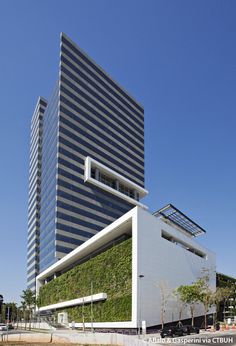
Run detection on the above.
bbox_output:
[119,183,135,198]
[84,156,148,208]
[100,173,116,189]
[91,168,96,179]
[161,230,206,259]
[91,168,138,201]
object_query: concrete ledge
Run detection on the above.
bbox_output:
[2,333,52,343]
[38,293,107,312]
[70,321,136,329]
[1,332,153,346]
[52,332,121,345]
[52,332,154,346]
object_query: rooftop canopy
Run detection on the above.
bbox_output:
[154,204,206,237]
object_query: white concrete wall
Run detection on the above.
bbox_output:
[135,207,216,328]
[15,322,55,330]
[36,206,216,329]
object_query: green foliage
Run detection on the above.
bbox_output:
[217,273,236,288]
[61,294,132,322]
[176,282,202,326]
[216,273,236,319]
[21,289,36,309]
[176,284,201,305]
[38,238,132,322]
[1,302,17,322]
[196,275,214,309]
[20,288,36,327]
[215,287,235,302]
[195,275,215,330]
[176,272,236,327]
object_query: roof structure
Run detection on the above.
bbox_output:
[154,204,206,237]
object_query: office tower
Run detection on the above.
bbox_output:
[27,33,147,290]
[27,98,47,290]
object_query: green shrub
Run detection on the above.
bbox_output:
[38,237,132,322]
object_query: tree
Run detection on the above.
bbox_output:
[173,289,186,323]
[20,301,27,330]
[4,302,17,322]
[1,302,17,323]
[196,276,215,330]
[216,273,236,322]
[21,289,36,330]
[214,286,235,323]
[156,281,172,329]
[176,283,201,326]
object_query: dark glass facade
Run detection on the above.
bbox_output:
[39,85,59,272]
[27,98,47,290]
[27,33,145,289]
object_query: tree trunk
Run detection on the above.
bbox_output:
[190,306,194,326]
[214,302,219,328]
[24,311,26,330]
[223,299,226,323]
[29,309,31,331]
[179,306,183,322]
[161,306,164,329]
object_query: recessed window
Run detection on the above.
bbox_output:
[161,230,206,259]
[91,168,96,179]
[84,156,148,208]
[100,173,116,189]
[89,166,140,201]
[119,183,135,199]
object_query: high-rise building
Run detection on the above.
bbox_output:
[27,97,47,290]
[27,33,148,291]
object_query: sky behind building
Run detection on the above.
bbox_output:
[0,0,235,303]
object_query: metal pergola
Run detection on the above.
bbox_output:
[154,204,206,237]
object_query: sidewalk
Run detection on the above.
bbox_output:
[1,329,236,346]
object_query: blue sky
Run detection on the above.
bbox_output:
[0,0,235,303]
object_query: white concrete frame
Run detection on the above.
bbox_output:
[37,208,136,328]
[36,207,216,329]
[84,156,148,209]
[38,293,107,312]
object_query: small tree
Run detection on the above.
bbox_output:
[155,281,172,329]
[214,286,234,323]
[20,301,27,330]
[196,276,215,330]
[21,289,36,330]
[176,283,200,326]
[3,302,18,322]
[174,289,186,323]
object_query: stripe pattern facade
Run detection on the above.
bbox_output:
[56,33,145,260]
[39,85,59,273]
[27,97,47,290]
[28,33,145,288]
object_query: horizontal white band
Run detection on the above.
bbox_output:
[38,293,107,312]
[84,156,148,209]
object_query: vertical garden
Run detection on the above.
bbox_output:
[37,237,132,322]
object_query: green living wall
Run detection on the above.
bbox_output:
[37,237,132,322]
